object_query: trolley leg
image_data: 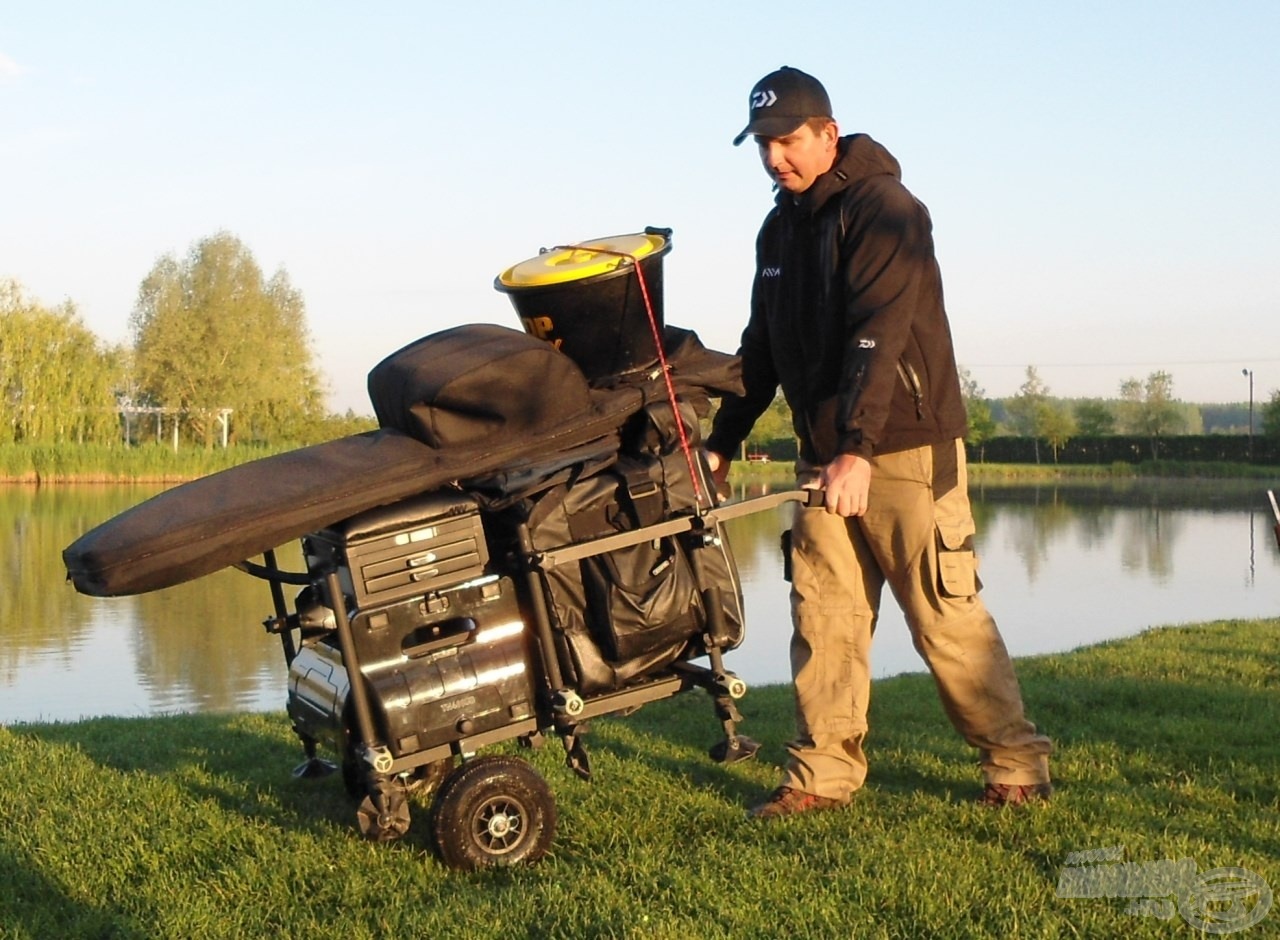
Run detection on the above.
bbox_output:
[323,571,404,839]
[263,549,298,666]
[516,523,584,722]
[685,545,759,764]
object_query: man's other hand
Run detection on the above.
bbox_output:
[704,450,732,498]
[817,453,871,516]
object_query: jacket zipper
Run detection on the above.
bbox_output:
[896,360,925,420]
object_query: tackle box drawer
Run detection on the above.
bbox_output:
[305,491,489,608]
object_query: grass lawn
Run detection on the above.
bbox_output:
[2,619,1277,939]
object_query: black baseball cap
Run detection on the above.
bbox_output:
[732,66,832,146]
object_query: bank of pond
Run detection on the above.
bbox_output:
[2,440,1277,484]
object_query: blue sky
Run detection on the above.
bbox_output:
[3,1,1277,414]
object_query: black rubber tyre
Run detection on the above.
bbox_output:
[430,755,557,870]
[355,780,411,843]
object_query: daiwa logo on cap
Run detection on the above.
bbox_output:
[733,66,833,146]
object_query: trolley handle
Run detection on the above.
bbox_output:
[536,487,828,569]
[705,487,827,523]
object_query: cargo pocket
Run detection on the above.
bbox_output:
[936,523,978,598]
[582,538,700,663]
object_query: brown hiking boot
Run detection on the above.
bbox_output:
[749,786,848,819]
[979,782,1053,807]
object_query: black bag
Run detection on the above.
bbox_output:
[520,401,743,695]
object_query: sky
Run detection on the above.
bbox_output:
[3,1,1278,415]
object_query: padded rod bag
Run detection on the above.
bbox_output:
[64,324,741,598]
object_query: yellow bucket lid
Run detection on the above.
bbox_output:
[497,232,665,289]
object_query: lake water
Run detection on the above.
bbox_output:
[3,478,1278,723]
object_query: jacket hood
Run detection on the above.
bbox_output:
[784,133,902,214]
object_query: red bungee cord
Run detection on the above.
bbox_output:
[554,243,709,509]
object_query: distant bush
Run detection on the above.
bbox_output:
[969,434,1277,465]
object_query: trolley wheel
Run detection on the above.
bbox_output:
[430,755,557,870]
[355,778,411,843]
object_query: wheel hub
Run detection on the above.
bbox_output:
[487,813,513,838]
[477,798,524,852]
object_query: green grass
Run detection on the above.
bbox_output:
[0,443,300,483]
[2,620,1278,939]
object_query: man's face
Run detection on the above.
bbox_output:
[755,121,838,194]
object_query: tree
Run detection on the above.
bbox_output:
[0,279,123,444]
[746,391,796,457]
[1041,403,1077,463]
[1005,366,1053,463]
[705,391,795,460]
[1262,389,1280,438]
[130,232,325,446]
[1176,402,1204,435]
[1117,371,1184,459]
[1074,400,1116,437]
[959,366,997,461]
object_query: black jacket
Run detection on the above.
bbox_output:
[707,134,967,464]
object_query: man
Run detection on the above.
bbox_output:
[705,66,1053,817]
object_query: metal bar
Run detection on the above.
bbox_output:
[704,487,820,522]
[571,675,685,721]
[386,719,543,775]
[516,522,567,692]
[541,515,698,567]
[235,558,313,585]
[263,549,298,666]
[324,570,381,755]
[540,489,819,570]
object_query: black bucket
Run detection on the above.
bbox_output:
[495,227,671,382]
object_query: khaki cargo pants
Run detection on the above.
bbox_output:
[783,438,1052,800]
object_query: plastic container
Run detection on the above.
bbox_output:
[495,228,671,382]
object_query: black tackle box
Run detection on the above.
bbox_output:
[304,491,489,609]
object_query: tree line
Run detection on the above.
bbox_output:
[2,232,374,449]
[1,281,120,445]
[964,366,1279,463]
[719,366,1279,464]
[4,234,1275,456]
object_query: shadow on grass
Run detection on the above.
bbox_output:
[561,691,779,807]
[579,639,1280,846]
[11,712,367,843]
[0,843,151,940]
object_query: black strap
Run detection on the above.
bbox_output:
[616,457,665,528]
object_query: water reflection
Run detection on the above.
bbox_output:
[2,478,1278,723]
[717,478,1280,689]
[1,486,290,722]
